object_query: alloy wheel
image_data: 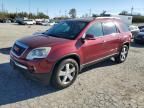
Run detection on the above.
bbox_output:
[120,47,128,61]
[58,63,76,85]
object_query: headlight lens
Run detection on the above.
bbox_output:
[26,47,51,60]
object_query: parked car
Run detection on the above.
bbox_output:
[23,20,36,25]
[0,19,4,23]
[17,19,36,25]
[5,19,11,23]
[134,28,144,44]
[129,25,140,38]
[36,21,42,25]
[138,25,144,30]
[48,22,56,26]
[10,18,131,89]
[41,21,49,26]
[17,20,25,25]
[36,21,49,26]
[0,19,11,23]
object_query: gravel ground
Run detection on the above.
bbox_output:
[0,23,144,108]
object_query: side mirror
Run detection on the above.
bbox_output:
[81,33,95,42]
[85,34,96,40]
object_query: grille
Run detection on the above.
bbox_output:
[12,41,28,56]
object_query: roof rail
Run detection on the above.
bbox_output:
[74,17,94,20]
[96,17,121,20]
[70,17,121,21]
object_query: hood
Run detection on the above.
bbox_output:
[18,34,71,48]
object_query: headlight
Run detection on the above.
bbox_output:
[26,47,51,60]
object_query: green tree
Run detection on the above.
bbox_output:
[69,8,77,18]
[37,12,49,19]
[119,10,128,15]
[92,14,99,18]
[100,10,107,16]
[0,12,49,19]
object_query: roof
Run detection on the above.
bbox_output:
[65,18,94,22]
[65,17,121,22]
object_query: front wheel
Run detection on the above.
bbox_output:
[115,45,129,63]
[51,59,79,89]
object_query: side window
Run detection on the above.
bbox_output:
[102,22,117,35]
[86,22,103,37]
[119,23,129,32]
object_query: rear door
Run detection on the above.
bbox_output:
[101,21,120,56]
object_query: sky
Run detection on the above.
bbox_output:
[0,0,144,18]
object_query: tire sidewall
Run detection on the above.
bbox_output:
[119,45,129,62]
[52,59,79,89]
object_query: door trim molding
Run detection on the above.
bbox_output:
[80,53,118,70]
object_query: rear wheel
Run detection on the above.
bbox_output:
[51,59,79,89]
[115,45,129,63]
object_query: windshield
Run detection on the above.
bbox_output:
[44,21,88,39]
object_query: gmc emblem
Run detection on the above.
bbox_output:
[14,46,19,52]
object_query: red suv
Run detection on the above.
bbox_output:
[10,17,131,89]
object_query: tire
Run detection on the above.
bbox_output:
[115,45,129,63]
[51,59,79,89]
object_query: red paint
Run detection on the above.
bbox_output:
[10,18,131,75]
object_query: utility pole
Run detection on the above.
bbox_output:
[16,8,17,13]
[46,9,49,17]
[131,0,134,15]
[131,6,134,15]
[59,9,61,17]
[16,8,18,16]
[37,8,39,15]
[65,10,67,17]
[28,0,31,14]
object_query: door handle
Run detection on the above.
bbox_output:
[103,40,106,43]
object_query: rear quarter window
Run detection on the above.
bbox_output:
[119,22,129,32]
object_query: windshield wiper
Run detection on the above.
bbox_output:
[47,33,60,37]
[42,32,55,36]
[43,32,72,39]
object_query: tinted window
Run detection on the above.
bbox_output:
[44,21,88,39]
[119,23,129,32]
[86,22,103,37]
[102,22,117,35]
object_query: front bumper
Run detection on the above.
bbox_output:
[10,58,52,85]
[10,51,55,85]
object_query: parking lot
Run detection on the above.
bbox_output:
[0,23,144,108]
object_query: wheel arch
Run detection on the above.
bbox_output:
[54,54,81,68]
[123,42,130,49]
[50,54,81,83]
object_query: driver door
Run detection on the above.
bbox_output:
[81,22,105,64]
